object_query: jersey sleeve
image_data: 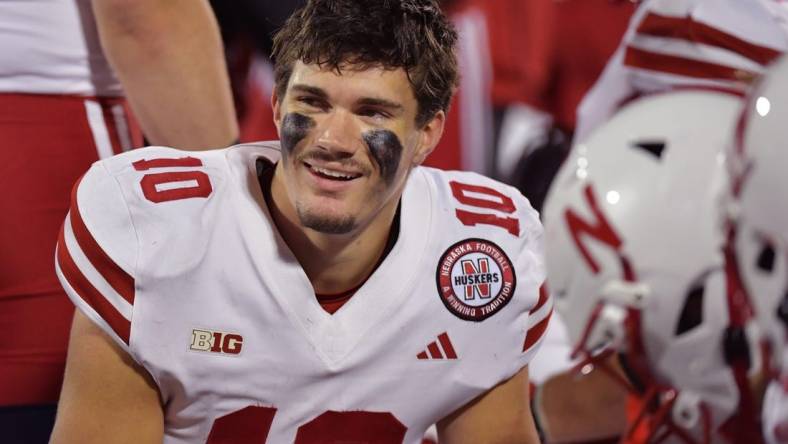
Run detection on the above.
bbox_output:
[55,160,138,354]
[513,191,552,366]
[429,167,551,374]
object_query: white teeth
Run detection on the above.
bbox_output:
[310,165,357,180]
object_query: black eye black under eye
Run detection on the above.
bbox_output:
[757,242,776,273]
[280,113,315,158]
[362,130,403,186]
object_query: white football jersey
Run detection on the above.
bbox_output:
[55,142,550,443]
[575,0,788,143]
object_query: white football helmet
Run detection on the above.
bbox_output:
[726,55,788,373]
[543,90,761,443]
[724,56,788,444]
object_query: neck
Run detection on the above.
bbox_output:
[265,163,399,294]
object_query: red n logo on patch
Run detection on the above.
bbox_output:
[460,258,491,300]
[564,184,623,274]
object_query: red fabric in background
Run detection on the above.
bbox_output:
[0,93,141,405]
[481,0,634,131]
[479,0,550,108]
[427,0,489,172]
[239,59,279,144]
[426,93,463,171]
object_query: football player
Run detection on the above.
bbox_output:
[49,1,551,443]
[542,89,764,443]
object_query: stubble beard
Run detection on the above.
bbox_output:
[295,204,357,234]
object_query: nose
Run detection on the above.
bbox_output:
[314,109,362,157]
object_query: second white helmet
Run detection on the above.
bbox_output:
[543,89,759,442]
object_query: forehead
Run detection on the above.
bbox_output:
[286,61,417,107]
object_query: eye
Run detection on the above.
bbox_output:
[675,283,704,336]
[357,107,391,120]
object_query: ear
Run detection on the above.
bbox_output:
[272,91,283,135]
[413,110,445,166]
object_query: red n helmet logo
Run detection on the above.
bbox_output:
[461,258,491,300]
[564,184,623,274]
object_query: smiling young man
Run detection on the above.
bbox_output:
[50,1,550,442]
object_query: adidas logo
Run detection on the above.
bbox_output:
[417,332,458,360]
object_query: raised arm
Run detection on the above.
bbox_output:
[437,366,540,444]
[91,0,238,150]
[50,311,164,444]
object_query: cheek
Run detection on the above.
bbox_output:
[362,130,404,186]
[281,113,315,158]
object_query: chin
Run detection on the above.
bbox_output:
[296,206,358,235]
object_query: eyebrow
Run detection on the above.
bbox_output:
[290,83,404,113]
[290,84,329,99]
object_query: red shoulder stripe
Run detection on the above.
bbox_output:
[530,285,549,314]
[636,13,781,66]
[624,45,755,82]
[57,225,131,344]
[523,309,552,353]
[69,178,135,305]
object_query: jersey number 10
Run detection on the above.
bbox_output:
[450,181,520,236]
[133,157,213,203]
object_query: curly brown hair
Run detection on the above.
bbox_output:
[271,0,459,127]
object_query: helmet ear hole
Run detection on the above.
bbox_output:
[675,283,704,336]
[757,242,776,273]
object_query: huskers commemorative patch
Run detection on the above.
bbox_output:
[436,238,516,322]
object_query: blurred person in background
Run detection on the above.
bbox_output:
[0,0,237,441]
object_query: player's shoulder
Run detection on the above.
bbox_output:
[80,141,280,213]
[73,141,280,268]
[414,166,543,250]
[74,146,220,233]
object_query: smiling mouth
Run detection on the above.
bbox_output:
[304,161,363,181]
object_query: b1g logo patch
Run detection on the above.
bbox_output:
[190,329,243,356]
[436,239,516,321]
